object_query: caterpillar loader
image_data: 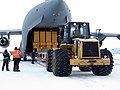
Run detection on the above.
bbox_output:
[46,22,113,76]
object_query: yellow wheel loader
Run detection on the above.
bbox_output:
[33,22,113,76]
[48,22,113,76]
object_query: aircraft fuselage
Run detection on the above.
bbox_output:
[22,0,71,56]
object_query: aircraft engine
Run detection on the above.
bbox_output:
[0,37,10,48]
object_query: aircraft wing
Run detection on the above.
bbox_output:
[0,29,22,48]
[0,29,22,35]
[91,32,120,41]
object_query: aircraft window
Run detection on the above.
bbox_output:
[36,9,39,11]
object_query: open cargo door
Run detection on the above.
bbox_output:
[33,28,58,50]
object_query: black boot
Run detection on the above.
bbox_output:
[6,69,10,71]
[2,68,4,71]
[6,66,9,71]
[17,70,20,72]
[2,66,4,71]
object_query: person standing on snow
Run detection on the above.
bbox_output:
[12,47,21,72]
[2,49,10,71]
[31,48,37,64]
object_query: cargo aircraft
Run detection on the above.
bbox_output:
[0,0,119,60]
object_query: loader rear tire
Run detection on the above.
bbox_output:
[92,49,114,76]
[52,49,72,76]
[46,49,53,72]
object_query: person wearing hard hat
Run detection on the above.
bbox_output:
[12,47,21,72]
[2,49,10,71]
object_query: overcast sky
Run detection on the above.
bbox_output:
[0,0,120,50]
[0,0,120,33]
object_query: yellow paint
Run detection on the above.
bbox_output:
[40,31,45,42]
[33,42,39,49]
[52,31,57,43]
[46,31,51,42]
[70,58,110,66]
[34,31,39,42]
[33,31,58,50]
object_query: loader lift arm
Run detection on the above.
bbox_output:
[91,29,120,41]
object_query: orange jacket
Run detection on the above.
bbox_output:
[12,50,21,58]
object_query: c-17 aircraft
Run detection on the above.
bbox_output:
[0,0,120,60]
[0,0,71,58]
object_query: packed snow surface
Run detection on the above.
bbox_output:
[0,54,120,90]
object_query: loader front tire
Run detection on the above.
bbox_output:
[92,49,114,76]
[52,49,72,76]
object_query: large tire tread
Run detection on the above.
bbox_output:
[92,49,114,76]
[46,49,53,72]
[52,49,72,76]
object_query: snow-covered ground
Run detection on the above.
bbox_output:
[0,54,119,90]
[0,36,119,90]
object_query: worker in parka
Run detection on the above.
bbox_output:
[12,47,21,72]
[2,49,10,71]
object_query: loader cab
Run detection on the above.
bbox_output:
[61,22,90,44]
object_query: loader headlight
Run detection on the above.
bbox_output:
[75,56,77,59]
[104,55,107,58]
